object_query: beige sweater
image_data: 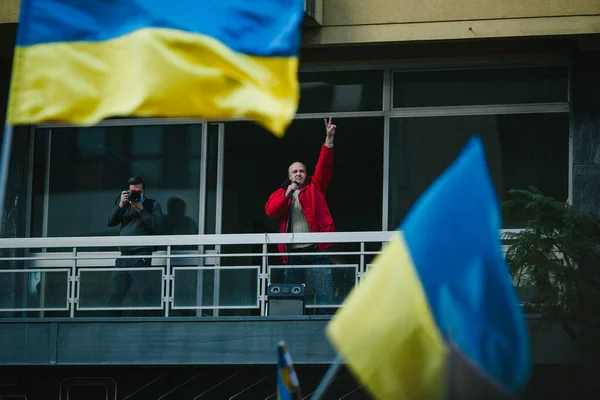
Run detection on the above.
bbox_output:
[288,190,312,249]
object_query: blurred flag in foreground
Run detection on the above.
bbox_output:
[7,0,304,137]
[326,137,531,399]
[277,341,302,400]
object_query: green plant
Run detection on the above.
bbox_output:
[501,187,600,354]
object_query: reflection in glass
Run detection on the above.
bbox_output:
[78,268,163,309]
[393,66,568,108]
[0,270,69,310]
[32,124,203,238]
[163,197,198,235]
[388,113,569,229]
[173,268,258,308]
[298,70,383,113]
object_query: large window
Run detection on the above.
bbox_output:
[392,66,568,108]
[222,117,384,237]
[25,64,570,238]
[298,70,383,113]
[388,113,569,229]
[389,64,569,229]
[31,124,203,238]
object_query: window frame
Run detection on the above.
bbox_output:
[27,57,572,236]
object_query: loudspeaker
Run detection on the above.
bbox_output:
[267,283,305,316]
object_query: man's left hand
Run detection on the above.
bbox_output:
[131,202,144,212]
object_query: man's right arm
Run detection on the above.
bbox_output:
[108,205,126,227]
[108,191,129,227]
[313,117,336,192]
[265,189,289,219]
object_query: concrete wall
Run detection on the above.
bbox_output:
[305,0,600,45]
[0,316,579,366]
[2,0,599,45]
[323,0,600,25]
[572,50,600,214]
[0,0,19,24]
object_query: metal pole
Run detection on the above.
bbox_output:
[0,124,14,233]
[164,245,172,317]
[311,353,344,400]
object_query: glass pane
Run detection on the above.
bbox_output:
[0,270,69,310]
[77,128,105,157]
[388,113,569,229]
[32,124,203,239]
[222,117,383,237]
[132,126,162,155]
[172,269,213,308]
[131,160,163,183]
[78,268,163,308]
[298,70,383,113]
[172,268,258,307]
[393,66,568,108]
[269,265,356,306]
[0,126,31,239]
[204,124,220,235]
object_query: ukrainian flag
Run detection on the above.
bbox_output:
[326,137,531,399]
[7,0,304,137]
[276,341,302,400]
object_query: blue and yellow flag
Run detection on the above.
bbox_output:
[7,0,304,137]
[276,341,302,400]
[326,137,531,399]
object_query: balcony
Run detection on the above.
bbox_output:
[0,231,395,317]
[0,231,577,366]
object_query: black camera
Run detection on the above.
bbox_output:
[128,190,142,203]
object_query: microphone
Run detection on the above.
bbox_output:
[288,180,300,203]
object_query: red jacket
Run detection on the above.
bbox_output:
[265,144,336,263]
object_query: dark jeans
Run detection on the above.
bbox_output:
[108,253,156,316]
[284,247,335,315]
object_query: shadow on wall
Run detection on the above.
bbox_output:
[162,196,198,235]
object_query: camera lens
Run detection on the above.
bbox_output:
[129,190,141,202]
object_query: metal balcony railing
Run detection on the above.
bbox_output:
[0,230,522,318]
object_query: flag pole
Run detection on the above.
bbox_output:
[0,124,14,232]
[311,353,344,400]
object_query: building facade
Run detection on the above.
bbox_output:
[0,1,599,398]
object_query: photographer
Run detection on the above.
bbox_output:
[107,176,163,315]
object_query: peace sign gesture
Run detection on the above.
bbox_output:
[324,116,336,138]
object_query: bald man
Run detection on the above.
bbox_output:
[265,118,337,313]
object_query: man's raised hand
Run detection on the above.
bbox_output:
[324,117,336,147]
[119,191,129,208]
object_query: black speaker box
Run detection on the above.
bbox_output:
[267,283,305,316]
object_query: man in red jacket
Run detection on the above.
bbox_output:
[265,117,337,314]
